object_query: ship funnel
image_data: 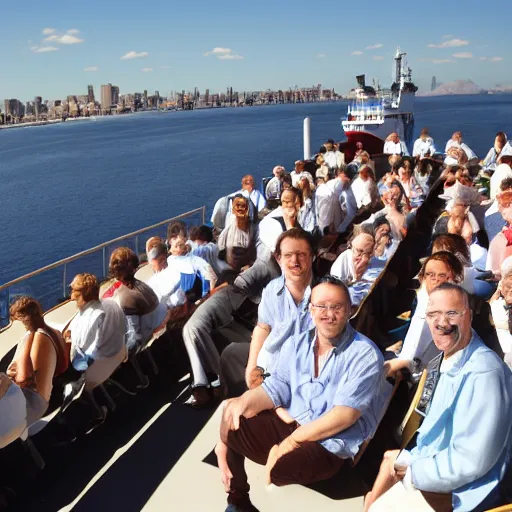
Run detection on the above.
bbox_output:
[356,75,366,88]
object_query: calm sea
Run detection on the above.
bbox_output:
[1,94,512,285]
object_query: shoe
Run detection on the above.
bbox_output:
[183,386,212,408]
[225,501,259,512]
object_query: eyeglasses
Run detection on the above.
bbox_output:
[282,251,310,260]
[352,247,373,259]
[424,272,449,280]
[311,303,346,313]
[425,309,466,320]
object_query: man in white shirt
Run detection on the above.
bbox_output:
[413,128,436,160]
[323,139,345,170]
[444,131,477,161]
[384,133,410,156]
[315,168,345,234]
[146,242,186,308]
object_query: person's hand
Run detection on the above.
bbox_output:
[220,398,245,443]
[246,366,264,389]
[265,436,301,484]
[215,441,233,492]
[383,449,402,480]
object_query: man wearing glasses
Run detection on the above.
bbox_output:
[217,276,384,512]
[365,283,512,512]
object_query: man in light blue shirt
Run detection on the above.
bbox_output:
[217,277,386,512]
[366,283,512,512]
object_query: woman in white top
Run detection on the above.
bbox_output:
[351,166,379,209]
[490,255,512,367]
[482,131,507,171]
[384,251,464,378]
[66,273,128,390]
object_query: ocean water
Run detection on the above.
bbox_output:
[1,94,511,285]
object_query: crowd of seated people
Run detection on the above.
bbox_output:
[1,129,512,512]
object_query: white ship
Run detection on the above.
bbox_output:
[341,47,418,158]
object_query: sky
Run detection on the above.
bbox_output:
[1,0,511,102]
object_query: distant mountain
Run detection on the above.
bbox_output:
[419,80,487,96]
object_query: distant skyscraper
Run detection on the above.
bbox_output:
[155,90,160,108]
[111,85,120,105]
[87,85,95,103]
[143,90,148,109]
[205,89,210,106]
[34,96,42,117]
[101,83,112,109]
[431,76,437,91]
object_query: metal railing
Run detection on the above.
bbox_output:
[0,206,206,326]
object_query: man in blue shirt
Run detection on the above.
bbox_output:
[217,276,384,512]
[365,283,512,512]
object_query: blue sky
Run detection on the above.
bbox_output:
[2,0,511,102]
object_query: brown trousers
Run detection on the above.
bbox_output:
[226,410,343,504]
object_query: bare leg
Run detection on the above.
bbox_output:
[364,453,398,512]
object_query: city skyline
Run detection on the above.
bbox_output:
[1,0,510,101]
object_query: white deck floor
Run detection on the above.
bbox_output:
[142,405,364,512]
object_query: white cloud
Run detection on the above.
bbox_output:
[142,67,153,72]
[316,53,326,59]
[42,28,56,35]
[491,56,503,62]
[203,47,231,56]
[203,47,244,60]
[84,66,99,72]
[428,38,469,48]
[373,55,384,60]
[218,54,243,60]
[420,58,453,64]
[121,51,149,60]
[452,52,473,59]
[366,43,383,50]
[44,32,84,44]
[351,50,363,55]
[31,45,59,53]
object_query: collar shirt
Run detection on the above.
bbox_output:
[256,276,314,372]
[347,257,386,307]
[298,197,318,234]
[384,140,409,156]
[290,170,315,188]
[315,179,343,232]
[408,334,512,511]
[413,137,436,158]
[147,266,186,308]
[167,252,216,285]
[330,249,355,284]
[265,177,281,200]
[324,150,345,170]
[69,299,127,361]
[262,326,388,459]
[191,241,231,277]
[245,189,266,212]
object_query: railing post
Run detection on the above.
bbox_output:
[62,263,67,298]
[135,235,139,256]
[303,117,311,160]
[202,206,206,225]
[102,247,107,279]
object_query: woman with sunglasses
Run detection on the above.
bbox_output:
[384,251,464,378]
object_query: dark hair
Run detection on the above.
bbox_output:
[318,146,327,154]
[418,251,464,283]
[501,178,512,192]
[282,174,292,187]
[420,127,429,136]
[373,216,391,230]
[432,234,470,267]
[496,132,507,145]
[189,225,213,243]
[109,247,139,282]
[274,227,315,258]
[429,282,470,309]
[295,161,306,173]
[280,186,299,201]
[303,160,317,175]
[167,220,187,241]
[316,275,351,306]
